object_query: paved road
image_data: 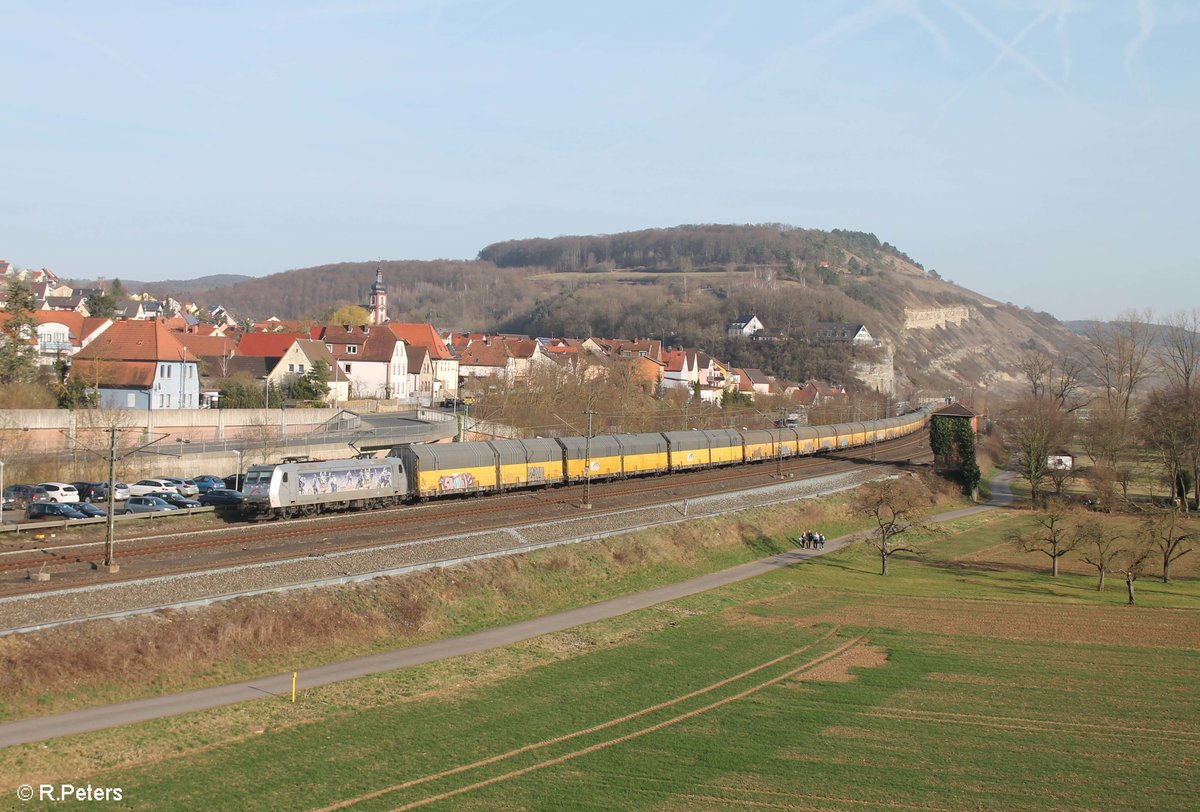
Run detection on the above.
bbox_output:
[0,473,1017,749]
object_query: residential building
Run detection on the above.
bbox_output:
[387,322,459,399]
[811,322,874,345]
[727,314,765,338]
[70,319,201,409]
[322,324,408,399]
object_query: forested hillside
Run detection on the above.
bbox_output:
[175,224,1075,394]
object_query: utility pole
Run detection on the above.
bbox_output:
[104,427,117,570]
[582,408,594,509]
[776,407,785,478]
[683,397,690,431]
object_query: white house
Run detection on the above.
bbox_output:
[727,314,765,338]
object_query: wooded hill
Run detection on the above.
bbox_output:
[171,224,1076,395]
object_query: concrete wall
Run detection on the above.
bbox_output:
[0,408,343,452]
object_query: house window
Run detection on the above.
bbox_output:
[288,364,295,372]
[127,393,135,407]
[347,345,358,354]
[298,364,304,373]
[160,364,166,376]
[325,344,332,352]
[343,363,352,373]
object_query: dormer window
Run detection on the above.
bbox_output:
[347,345,358,354]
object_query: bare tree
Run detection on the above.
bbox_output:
[1159,309,1200,395]
[1012,498,1078,576]
[1017,349,1053,401]
[1000,398,1073,505]
[1081,309,1158,422]
[1157,310,1200,509]
[1076,518,1122,592]
[854,476,932,576]
[1141,509,1194,583]
[1140,386,1194,510]
[1116,543,1155,605]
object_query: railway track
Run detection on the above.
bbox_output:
[0,432,929,592]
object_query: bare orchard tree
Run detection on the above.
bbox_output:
[1000,398,1073,506]
[1011,498,1078,577]
[1116,542,1155,605]
[854,475,933,576]
[1141,508,1194,584]
[1075,518,1123,592]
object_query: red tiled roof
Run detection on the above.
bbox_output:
[176,333,238,357]
[458,344,509,368]
[70,360,157,388]
[322,325,401,363]
[387,323,453,360]
[237,332,307,357]
[73,319,196,363]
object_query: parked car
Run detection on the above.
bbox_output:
[191,474,225,493]
[2,488,16,512]
[198,488,244,509]
[163,477,200,497]
[145,491,201,509]
[26,501,87,521]
[38,482,80,503]
[223,474,245,491]
[72,503,108,518]
[72,481,109,503]
[122,496,179,514]
[129,479,180,497]
[6,485,49,509]
[110,482,131,501]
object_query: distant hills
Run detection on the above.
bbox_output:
[145,224,1076,395]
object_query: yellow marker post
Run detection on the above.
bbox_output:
[291,672,297,703]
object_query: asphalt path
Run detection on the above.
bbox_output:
[0,472,1016,749]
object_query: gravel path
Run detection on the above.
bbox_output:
[0,467,892,635]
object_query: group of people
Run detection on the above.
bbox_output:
[798,530,826,550]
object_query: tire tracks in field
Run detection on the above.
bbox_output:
[866,707,1200,742]
[319,627,861,811]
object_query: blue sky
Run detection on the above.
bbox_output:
[2,0,1196,320]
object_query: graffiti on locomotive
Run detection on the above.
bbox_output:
[298,465,393,496]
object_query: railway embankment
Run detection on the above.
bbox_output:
[0,466,968,727]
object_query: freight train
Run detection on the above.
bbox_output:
[240,406,932,519]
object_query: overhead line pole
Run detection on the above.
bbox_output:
[582,408,594,510]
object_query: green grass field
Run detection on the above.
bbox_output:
[16,510,1196,811]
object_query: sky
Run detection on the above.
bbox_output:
[2,0,1197,321]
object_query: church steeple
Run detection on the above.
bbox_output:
[368,269,388,325]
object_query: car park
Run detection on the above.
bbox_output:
[73,503,108,518]
[7,485,49,509]
[26,501,87,521]
[145,491,201,509]
[198,488,244,509]
[38,482,80,503]
[191,474,225,493]
[122,496,178,514]
[129,479,180,497]
[1,489,14,512]
[110,482,131,501]
[163,477,200,497]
